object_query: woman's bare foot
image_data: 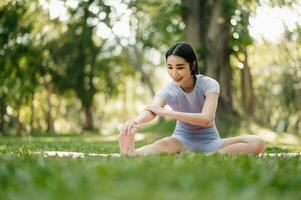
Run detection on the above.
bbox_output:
[119,132,136,156]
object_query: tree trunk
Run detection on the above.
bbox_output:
[83,104,93,131]
[46,83,54,133]
[0,101,6,135]
[131,51,155,95]
[116,35,155,97]
[29,92,35,135]
[139,70,155,96]
[204,1,234,113]
[295,114,301,135]
[16,111,22,136]
[133,46,155,96]
[241,49,255,116]
[182,0,201,50]
[218,47,233,112]
[181,1,235,113]
[98,94,108,132]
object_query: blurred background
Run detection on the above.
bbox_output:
[0,0,300,139]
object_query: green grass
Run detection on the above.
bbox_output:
[1,121,301,200]
[1,151,301,200]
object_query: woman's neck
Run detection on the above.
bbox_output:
[180,76,196,93]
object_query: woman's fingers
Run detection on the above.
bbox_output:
[124,121,131,135]
[119,124,127,135]
[129,121,138,134]
[129,123,138,133]
[121,120,138,135]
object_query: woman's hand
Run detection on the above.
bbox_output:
[145,105,168,117]
[119,119,139,135]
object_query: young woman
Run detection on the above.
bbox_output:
[119,42,264,156]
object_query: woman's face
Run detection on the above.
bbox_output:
[166,55,193,87]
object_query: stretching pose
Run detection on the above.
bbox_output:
[119,42,264,156]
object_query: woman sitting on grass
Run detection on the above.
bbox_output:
[119,42,264,156]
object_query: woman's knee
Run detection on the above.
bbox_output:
[249,135,265,153]
[153,137,183,152]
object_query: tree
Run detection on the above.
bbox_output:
[181,0,241,114]
[0,0,42,135]
[229,1,256,116]
[119,0,184,96]
[48,0,117,131]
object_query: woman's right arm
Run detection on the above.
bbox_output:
[120,95,166,135]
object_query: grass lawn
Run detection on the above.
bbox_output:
[1,121,301,200]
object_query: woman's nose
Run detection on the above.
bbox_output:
[172,70,178,77]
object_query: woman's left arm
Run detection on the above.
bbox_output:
[145,93,219,127]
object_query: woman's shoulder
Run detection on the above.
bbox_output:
[196,74,219,85]
[196,74,220,95]
[156,82,182,103]
[196,74,217,81]
[161,82,179,93]
[156,82,172,92]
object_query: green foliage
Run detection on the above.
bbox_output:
[48,1,112,106]
[229,2,254,55]
[0,0,43,133]
[280,70,299,111]
[128,0,184,48]
[46,0,128,130]
[1,0,300,137]
[250,31,301,134]
[221,0,238,17]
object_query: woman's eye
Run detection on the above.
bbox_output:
[167,66,184,70]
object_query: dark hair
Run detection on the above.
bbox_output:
[165,42,199,76]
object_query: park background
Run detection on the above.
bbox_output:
[1,0,301,200]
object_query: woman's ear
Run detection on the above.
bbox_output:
[191,61,196,71]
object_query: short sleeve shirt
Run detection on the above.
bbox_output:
[156,74,221,143]
[156,74,220,113]
[155,74,220,133]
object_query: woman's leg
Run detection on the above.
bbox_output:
[136,137,183,155]
[218,135,264,154]
[119,133,183,156]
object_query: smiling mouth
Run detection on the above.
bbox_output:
[174,77,183,82]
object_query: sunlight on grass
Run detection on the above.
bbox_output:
[250,123,301,145]
[2,133,146,143]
